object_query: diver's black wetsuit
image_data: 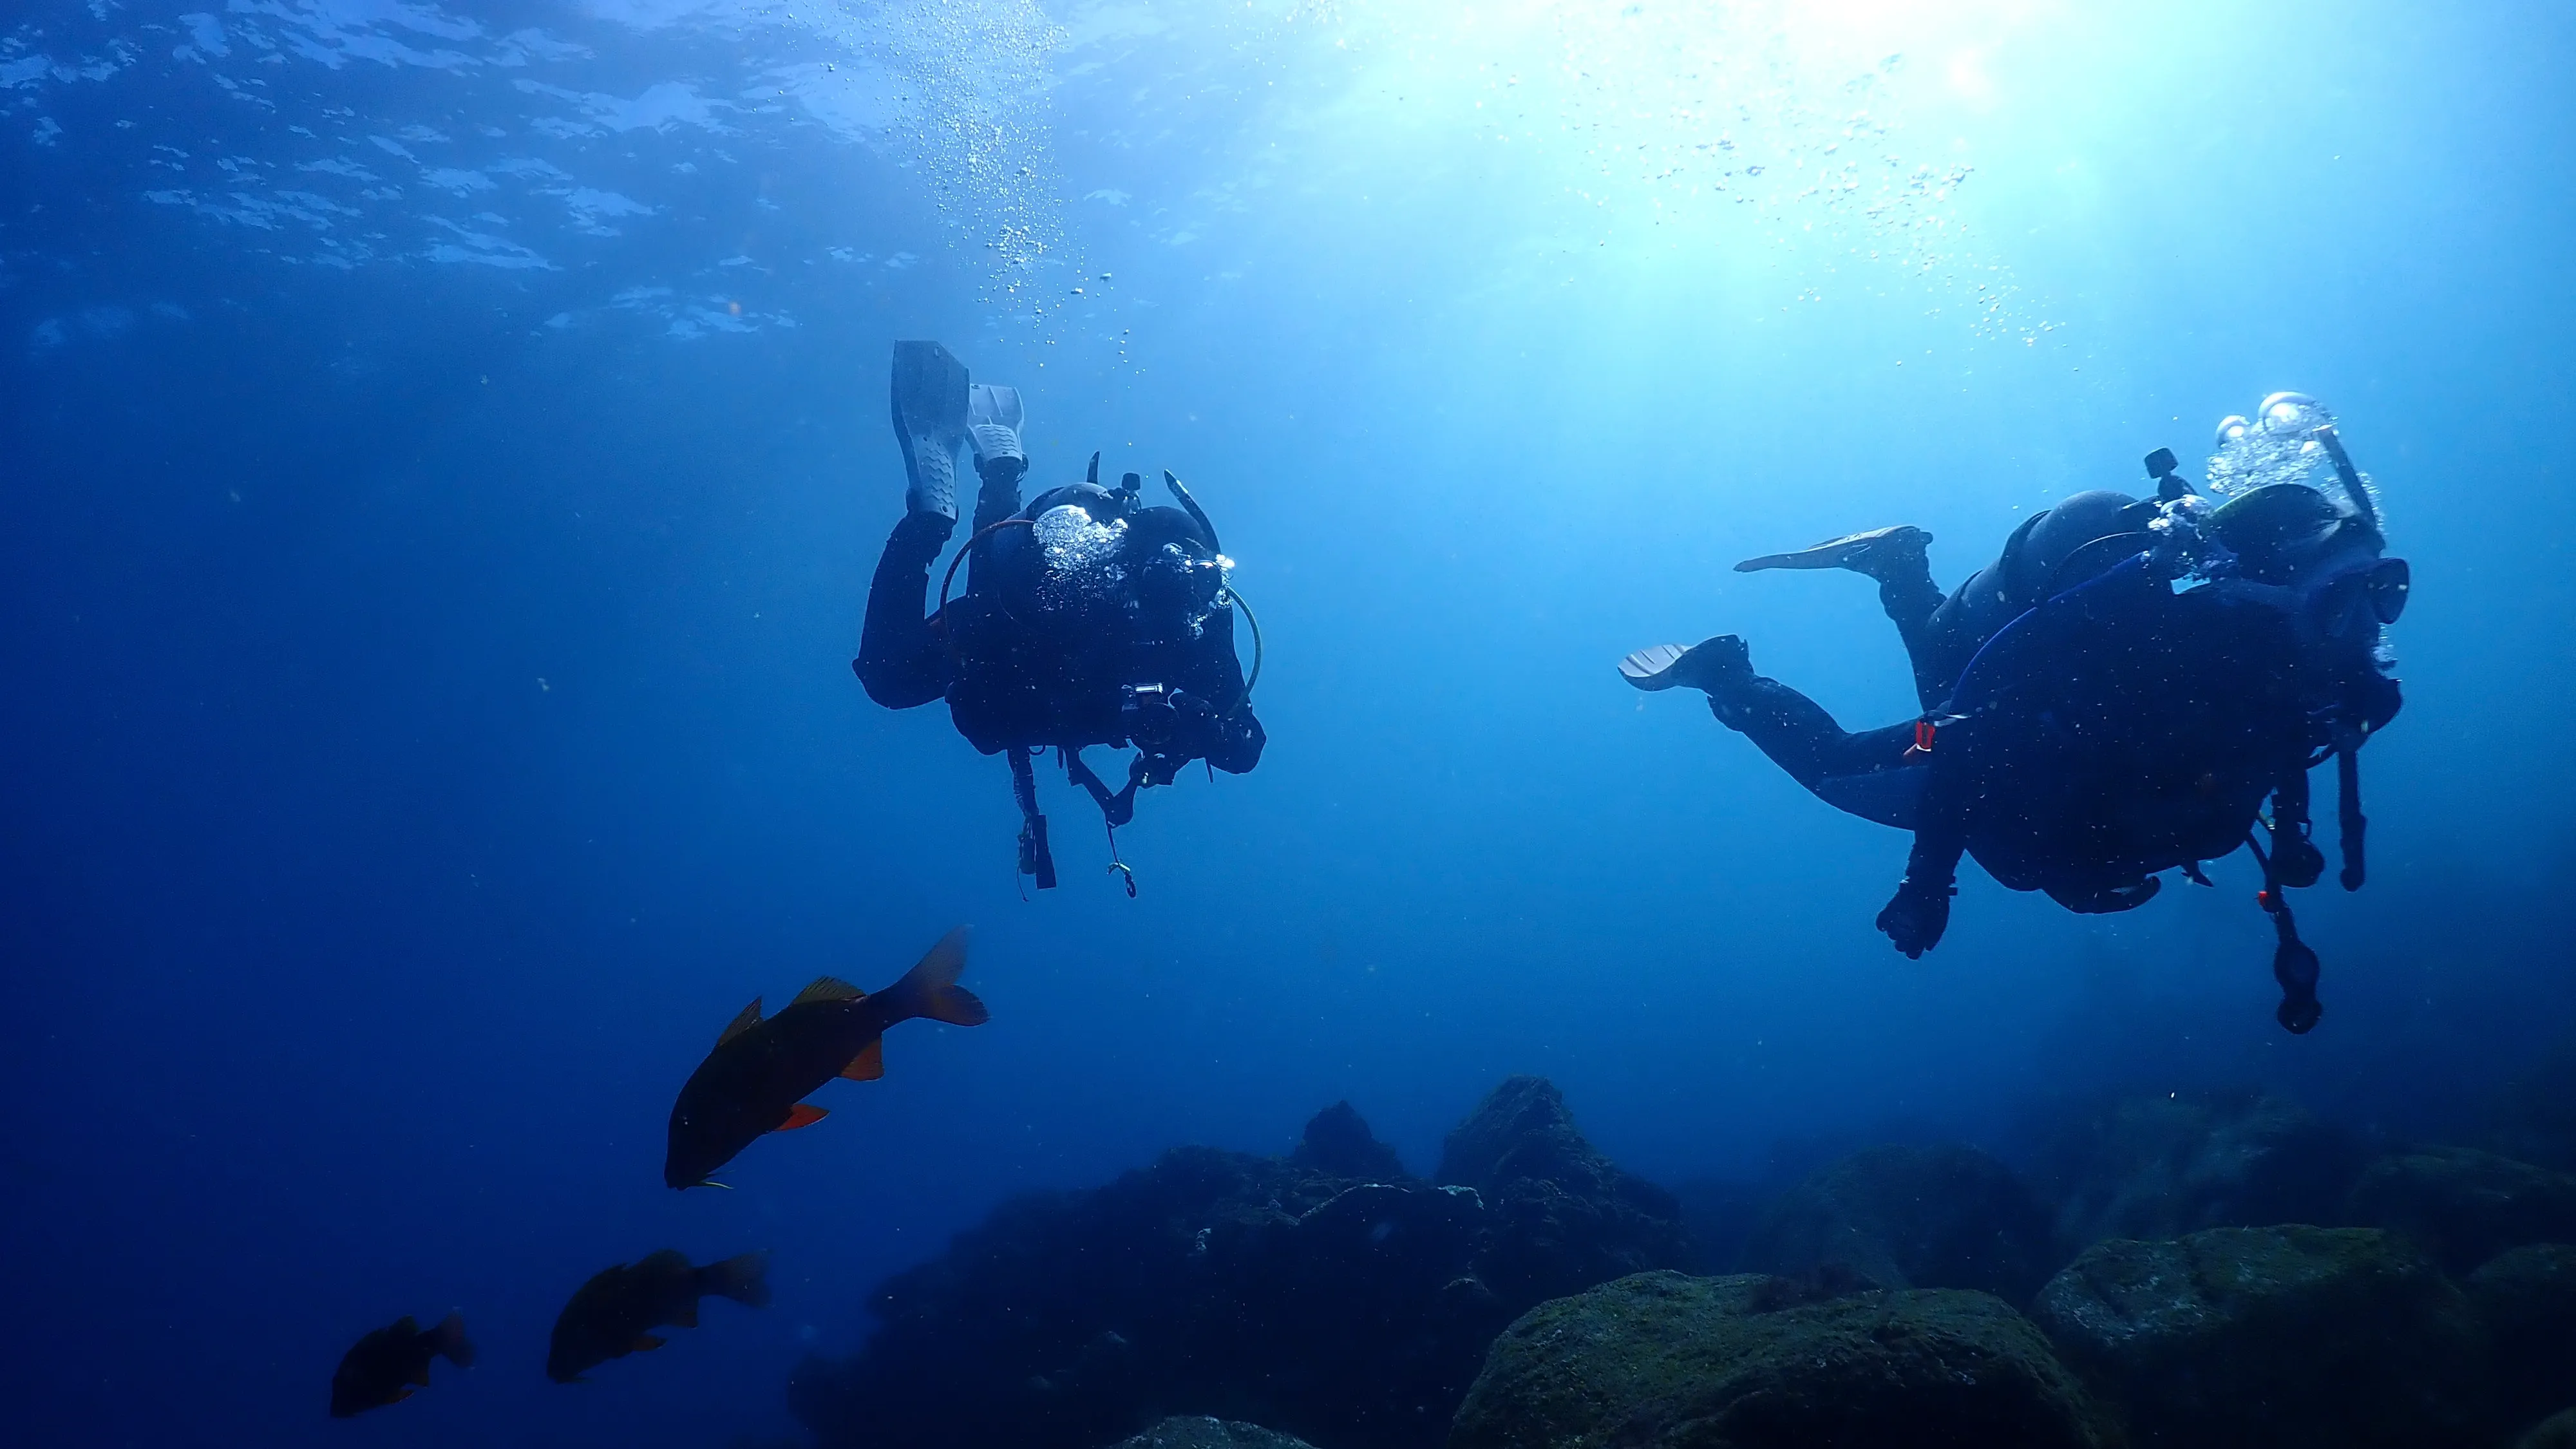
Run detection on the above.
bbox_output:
[1714,490,2159,808]
[855,479,1264,779]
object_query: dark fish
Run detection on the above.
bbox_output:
[329,1312,473,1417]
[665,926,987,1189]
[545,1249,770,1383]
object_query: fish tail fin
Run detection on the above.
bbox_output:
[884,926,987,1028]
[703,1250,772,1309]
[431,1311,475,1370]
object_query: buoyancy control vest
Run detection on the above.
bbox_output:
[934,470,1263,893]
[942,480,1253,758]
[1933,556,2313,907]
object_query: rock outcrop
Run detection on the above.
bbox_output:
[1742,1143,2057,1303]
[2344,1147,2576,1273]
[790,1086,1690,1449]
[2032,1225,2492,1448]
[1110,1418,1321,1449]
[1432,1076,1693,1309]
[1448,1270,2112,1449]
[2468,1242,2576,1426]
[2027,1090,2364,1251]
[2521,1409,2576,1449]
[1291,1100,1409,1182]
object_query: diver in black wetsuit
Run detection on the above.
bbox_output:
[1621,403,2409,1031]
[855,341,1264,889]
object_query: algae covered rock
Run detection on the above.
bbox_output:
[1743,1143,2056,1303]
[2028,1090,2363,1251]
[2032,1225,2491,1448]
[2344,1146,2576,1273]
[1435,1076,1692,1308]
[2468,1242,2576,1422]
[2520,1409,2576,1449]
[792,1084,1689,1449]
[1448,1269,2110,1449]
[1110,1418,1321,1449]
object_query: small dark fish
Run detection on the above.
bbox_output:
[665,926,987,1189]
[329,1311,473,1417]
[546,1249,770,1383]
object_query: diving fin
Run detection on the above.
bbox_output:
[967,384,1025,475]
[1734,525,1929,578]
[891,342,970,522]
[1618,636,1750,694]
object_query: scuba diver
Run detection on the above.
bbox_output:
[855,341,1264,892]
[1621,394,2409,1032]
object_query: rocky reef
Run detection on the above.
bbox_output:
[2023,1088,2365,1251]
[2032,1225,2493,1448]
[1448,1270,2114,1449]
[1109,1419,1321,1449]
[788,1078,1689,1449]
[788,1079,2576,1449]
[1740,1142,2055,1303]
[2344,1146,2576,1274]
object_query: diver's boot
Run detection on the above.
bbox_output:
[891,341,971,523]
[1618,634,1753,695]
[967,382,1028,530]
[1734,525,1931,582]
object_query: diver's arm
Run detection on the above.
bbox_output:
[2267,765,2325,889]
[1878,828,1962,960]
[854,511,955,710]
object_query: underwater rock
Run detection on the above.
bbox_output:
[1742,1142,2056,1303]
[2520,1409,2576,1449]
[1433,1075,1693,1307]
[2468,1242,2576,1425]
[1447,1269,2112,1449]
[2344,1146,2576,1274]
[1289,1100,1410,1182]
[1110,1417,1321,1449]
[790,1084,1688,1449]
[2027,1088,2364,1251]
[2032,1225,2492,1449]
[2492,1039,2576,1173]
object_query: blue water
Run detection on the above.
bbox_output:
[5,1,2573,1444]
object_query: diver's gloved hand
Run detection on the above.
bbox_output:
[2274,833,2326,890]
[1877,876,1953,959]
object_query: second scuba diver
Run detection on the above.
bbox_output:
[855,341,1264,890]
[1621,394,2410,1032]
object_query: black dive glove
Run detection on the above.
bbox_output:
[1877,876,1954,959]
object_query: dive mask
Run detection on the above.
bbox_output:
[2309,555,2411,634]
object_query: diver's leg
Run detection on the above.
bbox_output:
[1622,636,1909,787]
[1730,526,1959,710]
[966,383,1028,531]
[855,512,955,709]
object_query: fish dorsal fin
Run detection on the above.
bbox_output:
[791,976,864,1007]
[838,1039,884,1082]
[636,1249,691,1275]
[716,999,762,1048]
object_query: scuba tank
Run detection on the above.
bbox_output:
[936,459,1262,891]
